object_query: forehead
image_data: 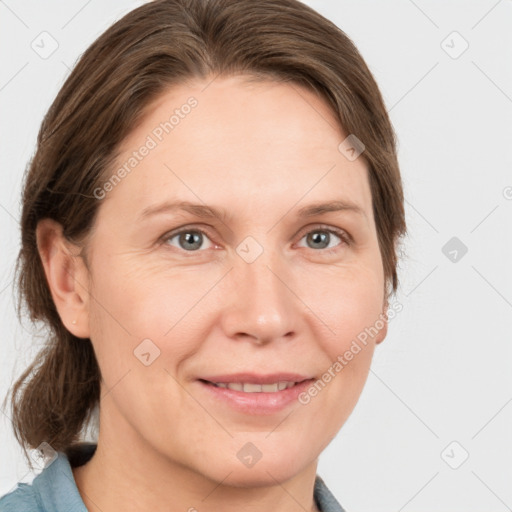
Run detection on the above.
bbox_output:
[102,75,373,225]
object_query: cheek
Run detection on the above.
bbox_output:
[88,253,192,336]
[305,264,385,357]
[86,256,212,383]
[306,266,383,422]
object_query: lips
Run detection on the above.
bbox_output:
[196,373,315,414]
[211,381,297,392]
[200,372,312,384]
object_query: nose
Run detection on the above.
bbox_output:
[220,248,299,346]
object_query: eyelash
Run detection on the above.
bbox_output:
[160,224,352,255]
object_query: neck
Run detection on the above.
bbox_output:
[72,410,321,512]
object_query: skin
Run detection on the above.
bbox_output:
[37,74,388,512]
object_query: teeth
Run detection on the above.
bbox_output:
[243,383,262,393]
[213,381,297,392]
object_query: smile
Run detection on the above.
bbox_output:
[197,374,316,414]
[210,381,299,392]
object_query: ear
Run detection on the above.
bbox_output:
[375,299,388,345]
[36,218,91,339]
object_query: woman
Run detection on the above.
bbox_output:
[0,0,406,510]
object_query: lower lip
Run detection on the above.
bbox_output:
[197,379,315,415]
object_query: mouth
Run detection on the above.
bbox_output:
[202,380,303,393]
[196,373,316,414]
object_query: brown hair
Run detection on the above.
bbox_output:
[5,0,406,466]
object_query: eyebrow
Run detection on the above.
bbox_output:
[139,199,366,222]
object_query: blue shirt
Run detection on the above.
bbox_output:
[0,443,346,511]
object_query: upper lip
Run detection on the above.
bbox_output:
[199,373,313,384]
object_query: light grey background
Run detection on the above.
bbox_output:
[1,1,511,511]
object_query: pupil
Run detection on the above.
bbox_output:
[181,232,202,250]
[310,231,328,249]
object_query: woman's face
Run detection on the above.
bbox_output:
[77,75,387,485]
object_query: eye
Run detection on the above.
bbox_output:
[161,224,351,254]
[296,226,351,253]
[162,227,214,252]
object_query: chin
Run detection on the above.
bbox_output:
[196,452,314,489]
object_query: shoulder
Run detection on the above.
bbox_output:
[0,481,42,511]
[0,445,95,512]
[314,475,347,512]
[0,443,96,512]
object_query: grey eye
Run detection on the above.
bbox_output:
[165,230,213,251]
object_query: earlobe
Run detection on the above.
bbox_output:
[375,320,387,345]
[36,218,91,339]
[375,303,388,345]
